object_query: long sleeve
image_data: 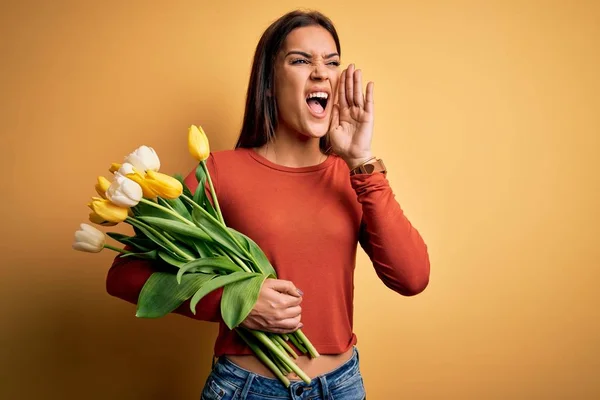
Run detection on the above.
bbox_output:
[353,172,430,296]
[105,255,223,322]
[104,154,223,322]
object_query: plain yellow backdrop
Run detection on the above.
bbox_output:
[1,1,599,399]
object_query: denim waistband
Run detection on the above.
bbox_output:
[210,346,361,399]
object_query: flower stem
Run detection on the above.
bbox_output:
[103,244,134,254]
[294,329,320,358]
[201,160,224,225]
[125,217,193,261]
[271,334,298,359]
[236,329,290,387]
[139,198,194,227]
[213,246,252,273]
[288,333,307,354]
[269,348,292,375]
[180,194,258,265]
[248,330,311,384]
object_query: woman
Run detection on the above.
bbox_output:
[106,9,430,400]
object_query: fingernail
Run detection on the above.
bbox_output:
[297,289,304,296]
[299,323,304,329]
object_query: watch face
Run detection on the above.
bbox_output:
[364,164,376,173]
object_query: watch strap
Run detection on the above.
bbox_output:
[350,158,387,176]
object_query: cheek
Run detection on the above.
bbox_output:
[331,76,340,97]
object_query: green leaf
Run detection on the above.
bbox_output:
[203,197,219,220]
[106,232,155,252]
[158,250,187,267]
[221,274,269,329]
[126,218,180,255]
[120,249,158,260]
[189,272,259,315]
[227,228,277,277]
[168,232,205,258]
[191,207,248,261]
[138,216,212,242]
[158,196,192,221]
[136,272,214,318]
[174,173,194,199]
[191,164,219,220]
[132,200,178,221]
[176,256,241,283]
[173,174,195,214]
[193,240,213,258]
[193,162,207,205]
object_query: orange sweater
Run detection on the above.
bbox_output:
[106,148,430,356]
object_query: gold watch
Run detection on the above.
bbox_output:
[350,158,387,176]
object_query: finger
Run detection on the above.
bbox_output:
[277,316,302,331]
[280,305,302,319]
[268,279,302,297]
[346,64,355,106]
[329,104,339,132]
[365,81,375,114]
[267,323,304,335]
[338,69,348,108]
[354,69,364,108]
[281,294,303,308]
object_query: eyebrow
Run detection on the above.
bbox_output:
[285,50,340,59]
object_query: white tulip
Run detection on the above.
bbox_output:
[106,174,143,207]
[72,223,106,253]
[124,145,160,172]
[116,162,136,177]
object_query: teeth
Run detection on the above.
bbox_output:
[307,92,329,99]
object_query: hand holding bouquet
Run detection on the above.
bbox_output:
[73,125,319,387]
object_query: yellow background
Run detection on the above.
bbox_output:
[1,1,599,399]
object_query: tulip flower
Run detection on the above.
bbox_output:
[72,223,106,253]
[187,125,222,223]
[106,174,143,207]
[118,163,156,198]
[144,170,183,199]
[88,197,129,223]
[95,176,111,198]
[125,145,160,173]
[72,223,132,255]
[117,162,136,176]
[109,163,121,174]
[188,125,210,162]
[88,211,118,226]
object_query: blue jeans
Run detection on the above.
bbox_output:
[201,347,366,400]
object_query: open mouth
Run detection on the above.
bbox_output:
[306,91,329,115]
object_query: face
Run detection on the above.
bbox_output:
[273,25,341,140]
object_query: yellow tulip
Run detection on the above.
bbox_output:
[188,125,210,162]
[109,163,122,174]
[95,176,111,198]
[144,170,183,199]
[125,171,157,199]
[88,211,118,226]
[88,197,129,223]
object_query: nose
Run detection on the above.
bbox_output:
[310,62,328,81]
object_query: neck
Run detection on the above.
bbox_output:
[256,126,326,168]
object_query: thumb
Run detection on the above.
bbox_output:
[268,279,303,297]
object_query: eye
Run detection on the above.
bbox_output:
[328,61,341,67]
[291,58,310,65]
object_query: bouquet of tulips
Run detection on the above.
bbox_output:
[72,125,319,387]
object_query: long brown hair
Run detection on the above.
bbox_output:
[234,10,341,153]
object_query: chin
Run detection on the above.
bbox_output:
[300,113,331,138]
[301,123,329,139]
